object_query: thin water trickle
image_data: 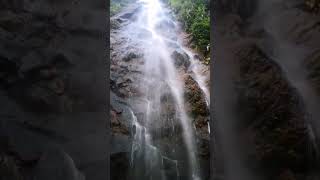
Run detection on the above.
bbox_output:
[179,46,210,106]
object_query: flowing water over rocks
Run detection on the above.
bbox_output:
[110,0,210,180]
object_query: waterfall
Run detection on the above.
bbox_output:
[140,0,200,178]
[117,0,209,179]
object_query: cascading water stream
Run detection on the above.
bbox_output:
[181,46,210,106]
[123,0,208,179]
[181,47,211,134]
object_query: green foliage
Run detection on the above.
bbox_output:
[110,0,136,16]
[167,0,210,56]
[111,3,122,16]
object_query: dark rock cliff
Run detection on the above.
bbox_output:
[213,0,320,180]
[0,0,107,180]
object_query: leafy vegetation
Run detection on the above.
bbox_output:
[165,0,210,57]
[111,0,136,16]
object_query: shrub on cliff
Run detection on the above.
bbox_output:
[166,0,210,57]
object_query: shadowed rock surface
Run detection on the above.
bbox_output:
[213,0,320,180]
[0,0,107,180]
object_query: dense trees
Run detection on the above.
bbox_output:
[165,0,210,57]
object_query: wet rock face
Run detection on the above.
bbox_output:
[235,44,310,177]
[122,51,142,62]
[183,73,210,176]
[171,49,191,70]
[110,2,210,179]
[184,74,209,118]
[111,110,130,135]
[110,48,144,98]
[111,19,121,30]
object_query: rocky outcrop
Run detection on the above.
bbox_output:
[184,74,209,117]
[171,49,191,70]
